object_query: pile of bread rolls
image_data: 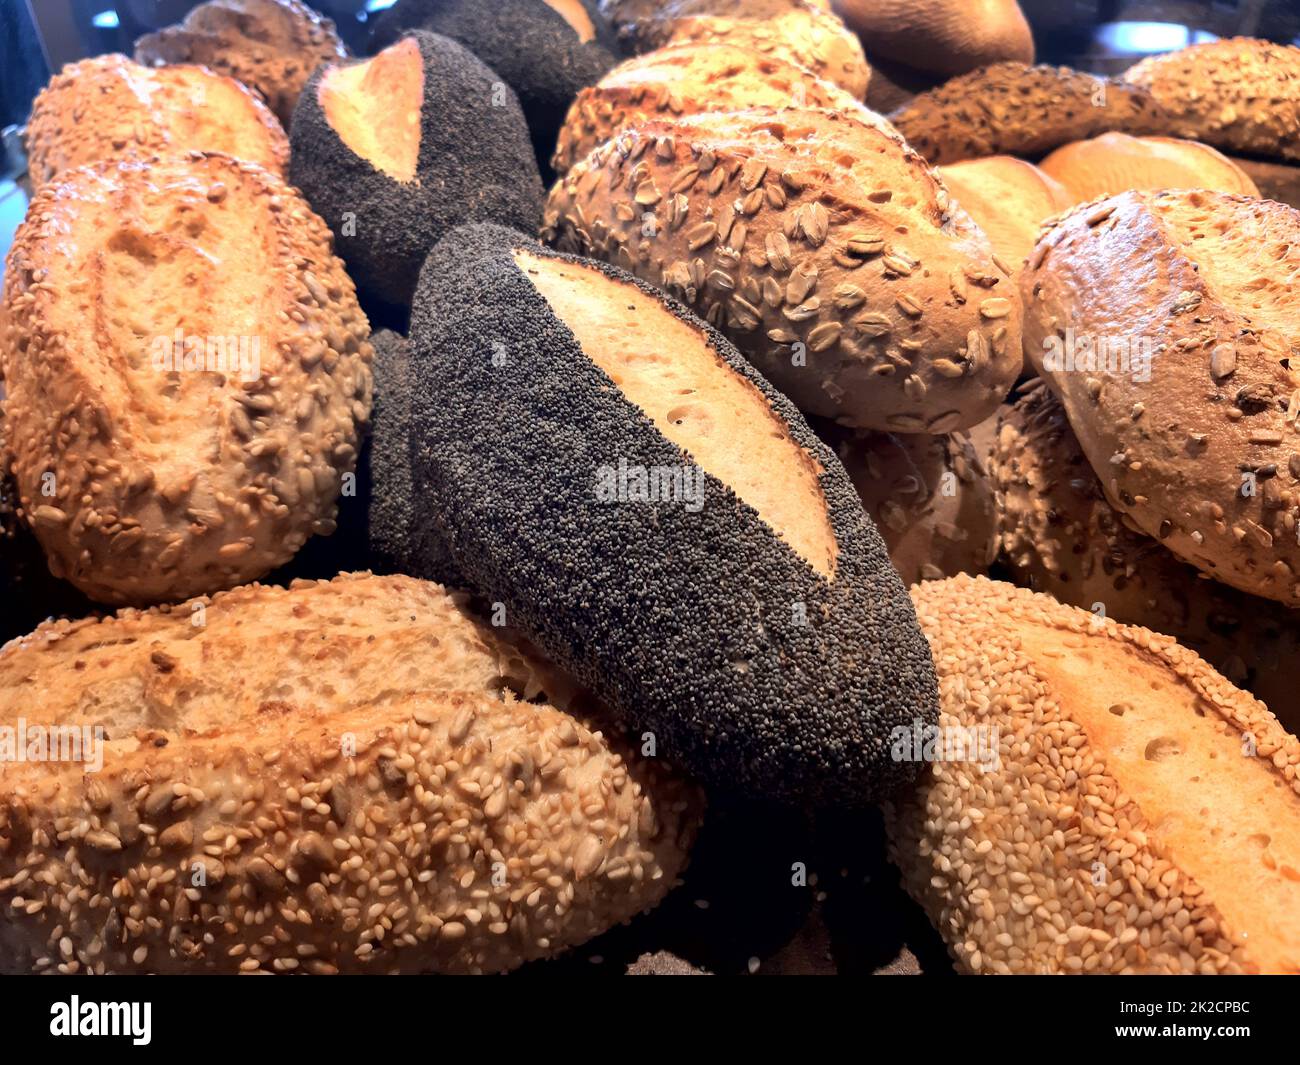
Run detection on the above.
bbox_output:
[1,0,1299,975]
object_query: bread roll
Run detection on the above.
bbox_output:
[407,223,938,804]
[938,156,1072,270]
[861,53,942,114]
[134,0,348,127]
[832,0,1033,77]
[24,54,288,193]
[289,31,543,308]
[995,379,1300,734]
[552,42,859,175]
[1040,132,1259,202]
[1230,155,1300,210]
[0,153,372,605]
[368,0,620,178]
[544,107,1022,433]
[890,62,1167,166]
[1022,189,1300,607]
[1123,38,1300,164]
[0,573,700,973]
[622,0,870,98]
[824,423,998,585]
[887,574,1300,974]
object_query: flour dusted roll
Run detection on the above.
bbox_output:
[1022,189,1300,607]
[0,573,700,974]
[406,224,938,804]
[24,54,288,192]
[887,575,1300,974]
[544,106,1021,433]
[0,153,372,605]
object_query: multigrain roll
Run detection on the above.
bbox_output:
[24,54,288,193]
[544,107,1022,433]
[1039,133,1259,203]
[623,0,870,99]
[0,152,372,606]
[889,62,1168,167]
[289,31,543,308]
[831,0,1033,77]
[0,573,700,974]
[937,156,1072,270]
[552,42,859,175]
[1022,189,1300,607]
[824,424,998,585]
[368,0,620,177]
[1122,38,1300,164]
[133,0,349,127]
[407,224,938,804]
[887,575,1300,974]
[995,380,1300,734]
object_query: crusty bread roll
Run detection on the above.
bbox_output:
[1040,132,1259,202]
[552,42,859,175]
[289,31,542,307]
[24,54,288,192]
[622,0,870,98]
[995,379,1300,734]
[889,62,1167,166]
[938,156,1072,270]
[1123,38,1300,164]
[0,573,700,974]
[544,106,1022,433]
[1022,189,1300,607]
[407,223,938,804]
[0,152,372,605]
[1230,155,1300,210]
[832,0,1033,77]
[823,423,998,585]
[134,0,348,127]
[887,574,1300,974]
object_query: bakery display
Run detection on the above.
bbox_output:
[995,379,1300,733]
[937,156,1072,269]
[0,573,700,973]
[24,53,289,192]
[1022,189,1300,607]
[1122,38,1300,164]
[4,0,1300,983]
[133,0,348,127]
[0,152,372,605]
[888,575,1300,974]
[288,31,543,308]
[368,0,621,177]
[544,106,1022,433]
[832,0,1034,77]
[889,62,1168,166]
[1040,132,1259,202]
[407,224,938,804]
[826,422,998,585]
[552,42,859,175]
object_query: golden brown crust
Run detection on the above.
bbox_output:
[0,573,701,974]
[832,0,1034,77]
[552,42,859,175]
[825,423,997,584]
[1122,38,1300,163]
[1021,189,1300,607]
[1,152,372,605]
[24,54,289,192]
[542,106,1022,433]
[887,574,1300,974]
[994,379,1300,734]
[1039,133,1259,202]
[938,156,1073,270]
[133,0,349,127]
[889,62,1169,166]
